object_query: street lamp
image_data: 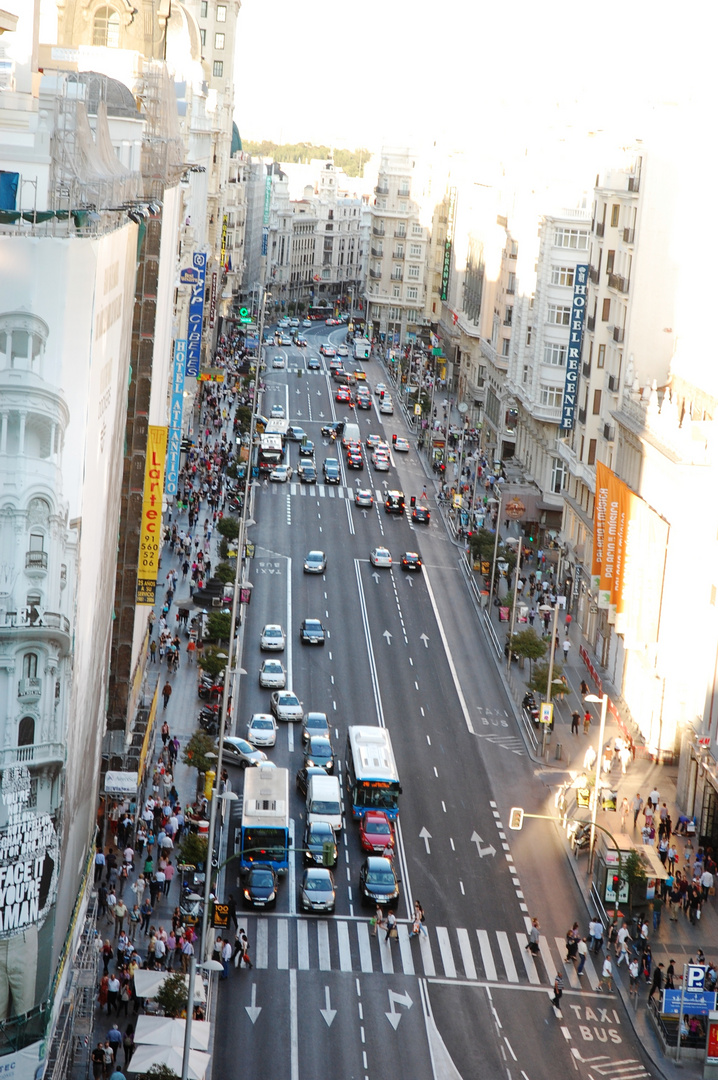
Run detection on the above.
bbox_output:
[487,486,504,607]
[180,958,223,1080]
[585,692,608,873]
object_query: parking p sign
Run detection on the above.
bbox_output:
[688,965,706,991]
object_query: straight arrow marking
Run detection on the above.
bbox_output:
[383,630,392,644]
[420,633,429,647]
[319,985,336,1027]
[470,831,496,858]
[245,983,262,1024]
[419,827,432,854]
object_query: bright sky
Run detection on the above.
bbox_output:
[234,0,706,155]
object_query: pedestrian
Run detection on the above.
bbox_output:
[629,957,640,998]
[412,901,429,938]
[615,921,631,959]
[113,899,127,938]
[665,959,675,990]
[583,710,591,734]
[576,936,588,975]
[227,894,238,932]
[92,1042,106,1080]
[162,682,172,710]
[700,866,714,902]
[564,613,572,634]
[562,638,571,660]
[107,976,120,1016]
[149,639,157,663]
[598,955,613,992]
[632,793,644,828]
[620,797,630,831]
[238,928,253,968]
[384,910,398,944]
[652,893,663,930]
[525,917,540,955]
[220,938,232,980]
[570,711,580,735]
[122,1026,135,1068]
[95,848,106,883]
[580,679,589,697]
[103,1042,114,1079]
[140,898,152,935]
[551,972,564,1010]
[648,963,664,1002]
[590,917,604,955]
[181,937,194,973]
[372,906,384,937]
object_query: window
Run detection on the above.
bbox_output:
[543,343,567,367]
[592,389,602,415]
[522,365,529,384]
[29,532,44,552]
[539,385,564,408]
[200,0,208,15]
[216,3,227,19]
[23,653,38,679]
[550,265,575,287]
[407,265,420,279]
[503,307,513,326]
[610,204,620,227]
[393,286,400,298]
[597,344,606,368]
[526,327,532,345]
[554,228,589,249]
[587,439,597,465]
[501,338,511,356]
[409,244,422,257]
[92,6,120,47]
[396,224,406,238]
[213,60,224,77]
[406,310,417,323]
[200,28,206,45]
[412,225,422,235]
[389,307,401,320]
[547,304,571,326]
[399,184,410,197]
[407,287,418,300]
[601,297,611,321]
[606,250,615,275]
[215,32,225,48]
[551,458,567,494]
[18,716,35,748]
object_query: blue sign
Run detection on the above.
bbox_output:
[662,990,716,1017]
[180,267,199,284]
[560,262,588,430]
[186,252,207,377]
[165,339,186,497]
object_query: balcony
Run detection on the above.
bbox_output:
[375,185,389,196]
[612,326,625,343]
[623,228,635,244]
[25,550,48,574]
[595,222,605,237]
[587,315,596,331]
[369,268,382,280]
[390,273,403,282]
[606,373,619,393]
[582,362,591,377]
[533,404,564,423]
[372,226,385,237]
[603,423,615,441]
[608,273,629,294]
[394,230,407,239]
[589,266,599,284]
[18,677,41,702]
[393,251,405,260]
[578,407,587,424]
[0,742,65,768]
[506,286,515,295]
[0,609,70,634]
[371,247,383,257]
[628,176,640,193]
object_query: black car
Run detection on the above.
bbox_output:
[299,463,317,484]
[296,765,327,797]
[294,335,308,347]
[303,821,337,866]
[323,459,340,484]
[242,865,278,909]
[358,856,400,908]
[400,551,422,572]
[320,421,344,438]
[303,735,334,773]
[299,439,315,457]
[300,618,326,645]
[346,452,364,470]
[412,505,431,524]
[385,490,405,514]
[307,356,321,370]
[356,394,372,410]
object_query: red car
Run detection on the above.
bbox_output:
[359,811,395,855]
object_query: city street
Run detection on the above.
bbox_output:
[212,323,659,1080]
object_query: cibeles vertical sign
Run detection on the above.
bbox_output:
[186,252,207,378]
[137,425,168,604]
[165,340,186,498]
[560,263,589,430]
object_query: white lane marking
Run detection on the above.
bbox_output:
[419,933,435,976]
[379,935,395,974]
[256,918,268,968]
[398,923,415,974]
[436,926,457,978]
[477,929,497,981]
[496,931,518,982]
[277,918,289,969]
[289,968,299,1080]
[288,818,296,916]
[317,921,331,971]
[337,921,352,971]
[297,919,309,970]
[357,920,373,972]
[457,928,477,980]
[517,933,540,984]
[422,560,475,734]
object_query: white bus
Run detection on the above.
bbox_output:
[345,726,401,820]
[239,765,290,873]
[353,337,371,360]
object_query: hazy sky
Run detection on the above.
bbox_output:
[234,0,706,154]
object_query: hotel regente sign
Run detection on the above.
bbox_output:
[560,263,588,430]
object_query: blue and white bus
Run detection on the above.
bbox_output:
[239,765,290,873]
[345,726,401,820]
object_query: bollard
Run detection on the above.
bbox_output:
[555,742,562,761]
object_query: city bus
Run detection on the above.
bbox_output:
[257,433,284,473]
[239,765,290,873]
[345,726,402,820]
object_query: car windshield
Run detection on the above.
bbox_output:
[368,870,395,887]
[280,694,298,705]
[368,820,391,835]
[305,876,330,891]
[264,662,282,671]
[265,628,281,638]
[234,740,252,753]
[252,719,273,730]
[251,870,275,888]
[305,622,322,632]
[311,801,339,813]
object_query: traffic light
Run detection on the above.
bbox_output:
[509,807,524,830]
[410,496,416,508]
[380,390,385,399]
[392,434,397,446]
[611,873,620,894]
[323,841,334,867]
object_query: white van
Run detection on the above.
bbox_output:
[306,773,343,836]
[341,422,361,448]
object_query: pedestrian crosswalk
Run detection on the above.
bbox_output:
[266,482,387,502]
[240,916,603,990]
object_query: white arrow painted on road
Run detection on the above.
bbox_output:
[383,630,392,644]
[407,578,413,587]
[317,392,322,397]
[470,831,496,858]
[382,480,389,488]
[245,983,262,1024]
[372,571,380,583]
[385,989,413,1029]
[420,633,429,648]
[419,827,432,854]
[319,986,337,1027]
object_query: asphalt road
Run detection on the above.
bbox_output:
[211,321,659,1080]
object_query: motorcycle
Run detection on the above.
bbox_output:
[570,823,591,853]
[522,692,540,725]
[198,674,223,700]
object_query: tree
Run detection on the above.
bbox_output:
[147,1067,180,1080]
[205,611,231,644]
[182,730,216,774]
[621,849,647,912]
[234,405,252,434]
[527,660,565,697]
[197,648,227,680]
[214,562,235,584]
[178,831,208,871]
[217,516,240,540]
[155,973,189,1019]
[507,628,546,676]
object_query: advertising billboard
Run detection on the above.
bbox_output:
[137,426,168,604]
[560,263,588,430]
[165,339,186,499]
[186,251,207,377]
[0,226,136,1076]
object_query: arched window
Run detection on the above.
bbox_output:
[18,716,35,747]
[23,653,38,679]
[93,6,121,48]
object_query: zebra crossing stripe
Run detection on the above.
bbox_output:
[582,952,600,991]
[541,938,559,986]
[357,920,373,973]
[517,933,540,984]
[436,926,457,978]
[397,923,414,975]
[317,921,331,971]
[256,918,269,969]
[379,934,394,974]
[337,921,352,972]
[419,932,435,976]
[477,929,497,980]
[297,919,309,970]
[318,484,326,497]
[457,928,477,980]
[554,938,581,989]
[496,931,518,982]
[277,918,289,970]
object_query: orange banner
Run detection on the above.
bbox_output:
[137,425,167,604]
[593,462,610,590]
[599,469,620,610]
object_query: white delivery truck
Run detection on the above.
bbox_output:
[306,773,343,836]
[353,337,371,361]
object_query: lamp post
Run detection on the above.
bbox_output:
[585,692,608,874]
[541,548,565,757]
[506,536,523,675]
[180,957,223,1080]
[487,486,503,607]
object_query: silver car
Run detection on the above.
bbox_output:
[259,659,286,689]
[220,737,268,768]
[260,624,286,651]
[304,550,327,574]
[270,691,304,722]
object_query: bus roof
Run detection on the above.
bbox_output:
[241,765,289,827]
[347,726,399,782]
[264,420,289,437]
[259,433,283,449]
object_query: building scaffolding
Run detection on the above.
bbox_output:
[44,895,98,1080]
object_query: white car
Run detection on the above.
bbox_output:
[375,383,387,396]
[270,691,304,722]
[302,319,312,327]
[260,624,286,652]
[393,437,410,452]
[270,404,285,418]
[247,713,278,747]
[372,453,390,472]
[370,547,392,568]
[355,488,374,507]
[272,356,286,369]
[379,398,394,415]
[270,464,292,482]
[259,659,286,689]
[337,344,349,356]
